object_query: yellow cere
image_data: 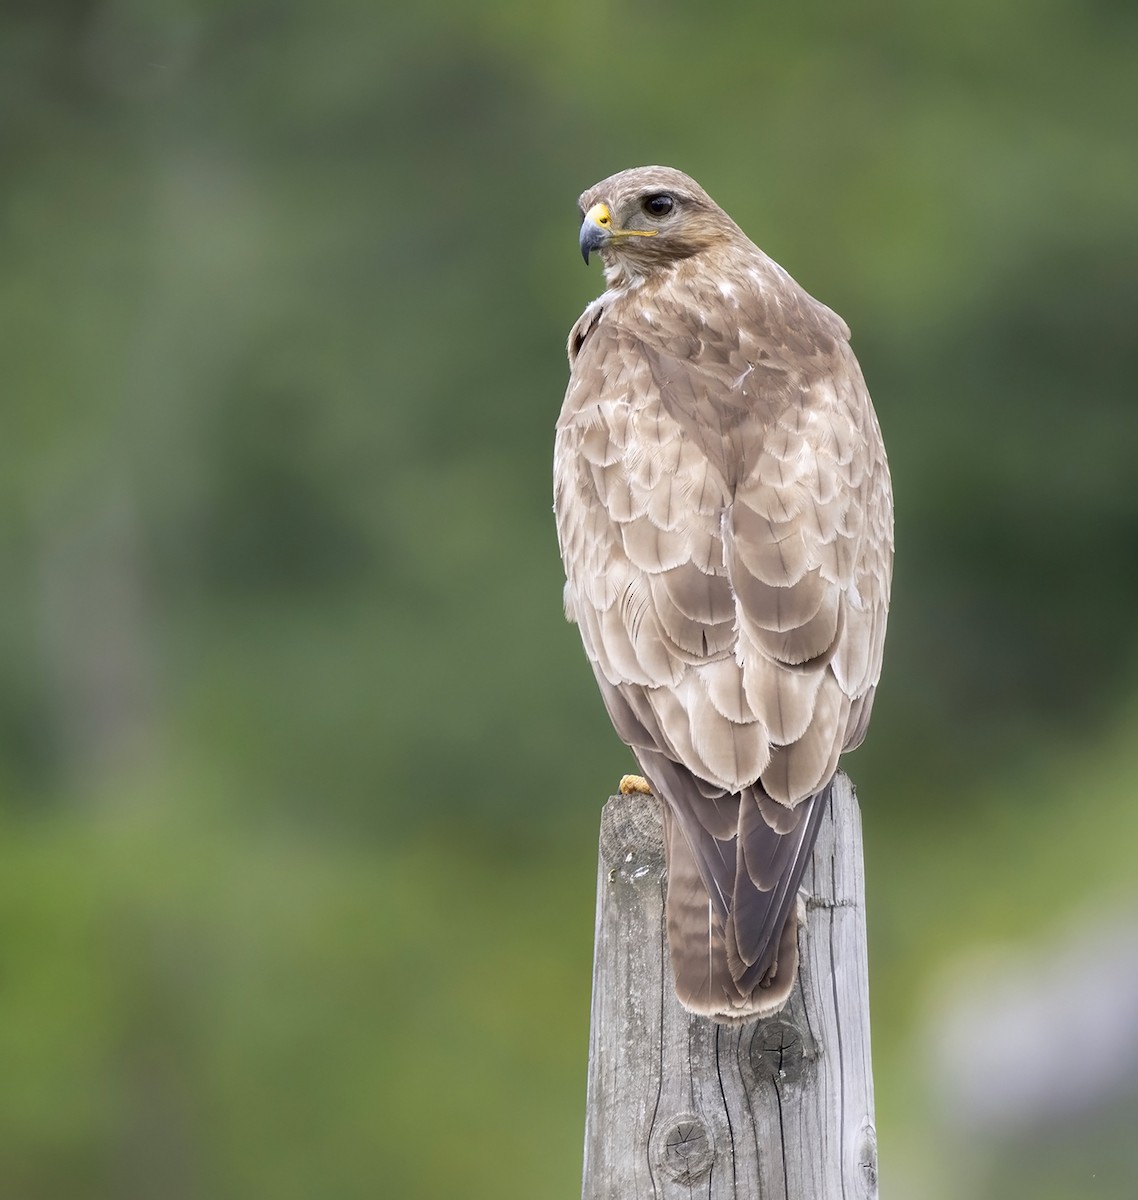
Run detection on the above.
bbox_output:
[584,202,611,228]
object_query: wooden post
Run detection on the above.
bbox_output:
[581,771,878,1200]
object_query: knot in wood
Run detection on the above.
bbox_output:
[854,1118,879,1198]
[749,1016,812,1084]
[653,1114,713,1185]
[599,792,665,878]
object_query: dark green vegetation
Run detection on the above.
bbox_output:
[2,2,1136,1196]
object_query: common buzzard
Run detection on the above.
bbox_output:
[555,166,893,1021]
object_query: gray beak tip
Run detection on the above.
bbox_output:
[579,220,607,266]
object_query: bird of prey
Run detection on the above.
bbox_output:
[555,167,892,1022]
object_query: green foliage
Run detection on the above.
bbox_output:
[1,1,1136,1195]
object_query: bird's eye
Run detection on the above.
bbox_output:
[642,193,674,217]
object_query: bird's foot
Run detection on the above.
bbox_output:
[619,774,653,795]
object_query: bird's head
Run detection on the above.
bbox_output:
[577,166,740,284]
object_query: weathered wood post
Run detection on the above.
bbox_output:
[581,770,878,1200]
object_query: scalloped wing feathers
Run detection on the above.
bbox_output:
[556,191,892,1021]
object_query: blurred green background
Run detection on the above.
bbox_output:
[2,1,1137,1197]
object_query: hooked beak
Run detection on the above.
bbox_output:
[579,202,612,264]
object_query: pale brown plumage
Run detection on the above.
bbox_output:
[555,167,893,1021]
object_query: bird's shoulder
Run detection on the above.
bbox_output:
[569,243,850,386]
[560,244,863,486]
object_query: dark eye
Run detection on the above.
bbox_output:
[642,193,674,217]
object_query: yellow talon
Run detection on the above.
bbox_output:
[619,774,653,795]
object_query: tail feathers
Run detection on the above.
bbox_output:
[590,676,831,1022]
[658,775,831,1023]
